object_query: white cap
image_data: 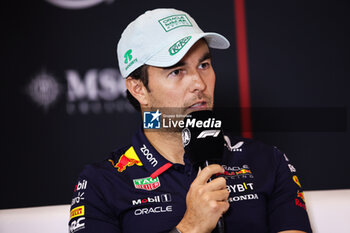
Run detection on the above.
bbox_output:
[117,8,230,78]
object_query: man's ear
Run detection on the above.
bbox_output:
[125,77,149,106]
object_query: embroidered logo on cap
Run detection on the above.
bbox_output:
[124,49,133,64]
[169,36,192,55]
[124,49,138,71]
[158,14,192,32]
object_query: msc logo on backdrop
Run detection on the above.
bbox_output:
[45,0,114,10]
[26,71,62,111]
[27,68,134,114]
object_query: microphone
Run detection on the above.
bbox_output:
[182,110,225,233]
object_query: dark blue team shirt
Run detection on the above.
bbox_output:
[69,127,312,233]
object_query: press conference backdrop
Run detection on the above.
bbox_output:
[1,0,349,209]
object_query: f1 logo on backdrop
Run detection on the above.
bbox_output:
[143,110,161,129]
[45,0,114,10]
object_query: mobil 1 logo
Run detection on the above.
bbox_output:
[132,193,172,206]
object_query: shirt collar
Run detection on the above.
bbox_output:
[132,127,173,179]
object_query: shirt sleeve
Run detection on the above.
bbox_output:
[268,148,312,233]
[69,165,121,233]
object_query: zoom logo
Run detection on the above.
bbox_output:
[140,144,158,167]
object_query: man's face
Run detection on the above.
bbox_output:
[144,39,215,115]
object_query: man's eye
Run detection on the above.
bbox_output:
[199,62,210,69]
[169,69,181,77]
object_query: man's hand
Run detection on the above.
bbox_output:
[176,164,229,233]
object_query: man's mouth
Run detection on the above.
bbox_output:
[189,101,207,110]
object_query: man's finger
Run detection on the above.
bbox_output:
[192,164,224,185]
[205,177,227,192]
[202,189,230,203]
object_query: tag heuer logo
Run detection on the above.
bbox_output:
[158,14,192,32]
[133,177,161,191]
[169,36,192,55]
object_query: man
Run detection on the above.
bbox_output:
[69,8,312,233]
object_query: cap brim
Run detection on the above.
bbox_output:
[145,32,230,67]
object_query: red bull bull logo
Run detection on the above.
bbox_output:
[295,198,306,210]
[297,191,305,203]
[236,169,252,175]
[293,175,302,188]
[109,147,143,172]
[114,155,139,172]
[221,167,253,179]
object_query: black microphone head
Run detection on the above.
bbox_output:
[182,110,225,167]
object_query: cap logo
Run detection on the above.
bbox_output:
[124,49,133,64]
[158,14,193,32]
[169,36,192,55]
[124,49,138,71]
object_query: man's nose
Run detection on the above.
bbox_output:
[189,70,206,92]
